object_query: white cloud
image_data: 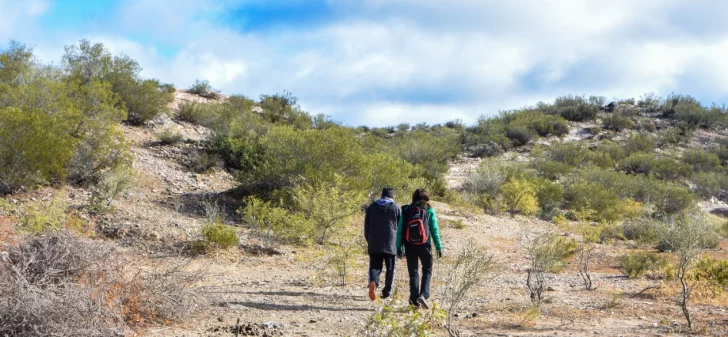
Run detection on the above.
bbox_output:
[6,0,728,126]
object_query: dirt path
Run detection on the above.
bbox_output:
[119,108,726,336]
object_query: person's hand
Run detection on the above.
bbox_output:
[436,249,443,259]
[397,249,405,259]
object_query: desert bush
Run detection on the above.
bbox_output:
[657,211,718,330]
[63,40,171,125]
[291,176,364,244]
[200,222,239,251]
[603,113,634,131]
[692,257,728,290]
[365,297,446,337]
[189,150,222,173]
[564,179,643,223]
[471,141,504,158]
[259,91,313,129]
[681,149,721,173]
[0,232,202,337]
[535,180,564,218]
[691,172,725,198]
[506,126,536,146]
[533,159,573,180]
[619,252,666,278]
[89,164,136,212]
[440,240,494,336]
[240,196,308,247]
[19,196,68,233]
[548,95,601,121]
[501,178,539,216]
[623,134,656,155]
[177,101,218,126]
[620,153,692,180]
[621,220,661,245]
[188,79,218,98]
[522,233,577,305]
[156,127,184,145]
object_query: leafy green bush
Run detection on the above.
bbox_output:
[691,172,725,198]
[548,95,601,121]
[89,164,136,212]
[603,113,634,131]
[692,257,728,289]
[620,153,692,180]
[506,126,536,146]
[20,196,68,233]
[240,196,307,247]
[535,180,564,217]
[189,151,222,173]
[501,178,539,215]
[63,40,171,125]
[177,102,217,126]
[200,222,239,250]
[619,252,666,278]
[681,149,721,173]
[657,213,720,252]
[624,134,656,155]
[533,159,574,180]
[188,79,218,98]
[259,91,313,129]
[290,176,364,244]
[156,128,183,145]
[622,220,661,244]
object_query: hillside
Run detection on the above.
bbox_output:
[2,41,728,337]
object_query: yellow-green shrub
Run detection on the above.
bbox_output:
[20,197,68,234]
[200,223,239,250]
[692,257,728,289]
[501,179,539,216]
[240,196,309,246]
[619,252,667,278]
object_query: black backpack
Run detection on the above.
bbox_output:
[405,204,429,245]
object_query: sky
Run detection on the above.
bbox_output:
[2,0,728,127]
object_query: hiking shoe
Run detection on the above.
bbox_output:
[368,282,376,301]
[416,296,430,309]
[381,292,391,300]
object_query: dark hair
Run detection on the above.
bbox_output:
[411,188,430,208]
[381,187,394,199]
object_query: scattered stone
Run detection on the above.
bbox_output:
[309,319,317,324]
[547,286,556,291]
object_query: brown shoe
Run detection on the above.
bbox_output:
[368,282,376,301]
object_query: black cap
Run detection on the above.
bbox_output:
[381,187,394,199]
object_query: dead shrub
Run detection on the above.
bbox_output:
[0,232,203,337]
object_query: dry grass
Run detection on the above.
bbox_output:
[0,231,204,337]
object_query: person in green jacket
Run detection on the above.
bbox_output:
[396,188,443,309]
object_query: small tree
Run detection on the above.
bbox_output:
[522,232,566,305]
[658,212,716,330]
[440,240,494,337]
[292,175,363,245]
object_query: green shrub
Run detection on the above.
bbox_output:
[620,153,692,180]
[291,176,364,244]
[681,149,721,173]
[259,91,313,129]
[622,220,661,244]
[500,178,539,216]
[188,79,218,98]
[624,134,656,155]
[548,95,601,121]
[506,126,535,146]
[189,151,222,173]
[156,128,183,145]
[691,172,725,198]
[535,180,564,213]
[200,222,239,250]
[657,213,720,252]
[533,159,573,180]
[240,196,308,247]
[178,102,217,126]
[692,257,728,289]
[118,78,172,124]
[20,196,68,233]
[89,164,136,212]
[603,113,634,131]
[619,252,666,278]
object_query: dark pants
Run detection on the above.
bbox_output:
[405,243,433,303]
[368,254,396,297]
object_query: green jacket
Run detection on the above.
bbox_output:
[396,203,443,251]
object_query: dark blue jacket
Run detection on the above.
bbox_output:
[364,198,401,255]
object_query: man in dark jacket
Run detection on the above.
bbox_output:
[364,187,401,301]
